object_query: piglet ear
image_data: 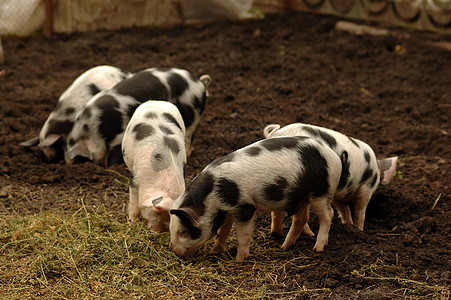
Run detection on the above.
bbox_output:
[170,207,199,227]
[377,156,398,185]
[38,134,62,147]
[20,136,39,147]
[263,124,281,138]
[143,196,173,212]
[66,141,90,160]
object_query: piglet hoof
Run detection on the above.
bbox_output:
[353,222,364,231]
[236,249,250,261]
[301,224,315,237]
[312,245,324,253]
[128,214,139,223]
[312,240,328,253]
[281,241,294,251]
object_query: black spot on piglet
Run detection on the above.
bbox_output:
[211,210,227,236]
[348,136,360,148]
[180,171,215,216]
[209,153,235,168]
[46,120,74,136]
[145,112,157,119]
[162,112,182,131]
[175,103,195,128]
[167,72,189,98]
[215,178,240,206]
[338,151,350,190]
[64,107,75,116]
[302,126,337,149]
[96,95,122,142]
[132,123,155,141]
[245,146,261,156]
[88,83,101,96]
[369,173,378,188]
[163,136,180,154]
[360,168,373,185]
[115,71,169,103]
[264,177,288,202]
[159,125,174,135]
[363,151,371,164]
[151,152,170,172]
[260,137,301,152]
[234,204,256,224]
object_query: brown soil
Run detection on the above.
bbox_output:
[1,11,450,298]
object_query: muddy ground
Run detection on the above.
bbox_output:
[1,10,450,298]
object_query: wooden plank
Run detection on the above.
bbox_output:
[44,0,54,37]
[0,37,4,64]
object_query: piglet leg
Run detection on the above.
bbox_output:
[332,200,354,225]
[212,214,233,252]
[281,203,310,250]
[301,222,314,237]
[128,186,140,222]
[353,187,373,231]
[270,210,284,238]
[310,197,334,252]
[235,215,256,261]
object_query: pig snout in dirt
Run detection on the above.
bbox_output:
[122,100,187,232]
[65,68,211,166]
[20,65,131,162]
[154,136,343,260]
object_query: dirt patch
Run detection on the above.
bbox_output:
[1,11,450,298]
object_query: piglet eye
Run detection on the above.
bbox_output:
[179,230,187,237]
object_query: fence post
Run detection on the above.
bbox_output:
[283,0,296,10]
[0,37,4,64]
[44,0,54,37]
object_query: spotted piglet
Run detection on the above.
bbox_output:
[263,123,398,233]
[154,136,344,261]
[20,65,131,162]
[122,100,187,232]
[65,68,211,166]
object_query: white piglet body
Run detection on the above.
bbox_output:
[20,65,131,161]
[155,136,344,260]
[122,100,187,232]
[263,123,398,232]
[66,68,211,166]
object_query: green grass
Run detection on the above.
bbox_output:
[1,206,449,299]
[0,207,323,299]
